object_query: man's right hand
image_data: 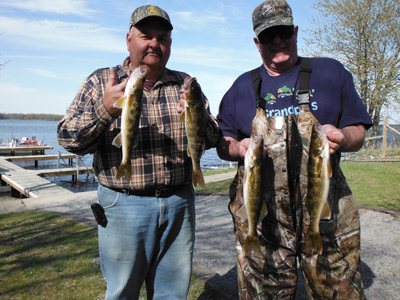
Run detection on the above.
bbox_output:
[103,67,128,117]
[217,136,250,161]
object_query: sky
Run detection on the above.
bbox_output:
[0,0,322,116]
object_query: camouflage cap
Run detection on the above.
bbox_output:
[252,0,293,37]
[129,5,173,30]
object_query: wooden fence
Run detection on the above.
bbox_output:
[364,117,400,157]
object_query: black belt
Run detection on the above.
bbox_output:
[108,185,186,198]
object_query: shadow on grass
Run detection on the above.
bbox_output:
[0,211,105,299]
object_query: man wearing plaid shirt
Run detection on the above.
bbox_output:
[57,5,219,300]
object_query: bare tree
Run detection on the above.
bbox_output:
[0,33,10,72]
[304,0,400,135]
[0,58,9,71]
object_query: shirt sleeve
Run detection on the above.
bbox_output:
[217,87,239,140]
[57,69,115,155]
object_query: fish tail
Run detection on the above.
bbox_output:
[116,162,132,180]
[243,236,262,256]
[192,168,205,188]
[304,231,323,255]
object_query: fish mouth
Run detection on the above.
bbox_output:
[138,65,148,76]
[183,76,196,90]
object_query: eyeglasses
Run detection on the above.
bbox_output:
[258,26,295,45]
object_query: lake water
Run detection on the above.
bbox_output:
[0,119,233,192]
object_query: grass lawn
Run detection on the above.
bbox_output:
[341,161,400,210]
[0,211,106,299]
[0,211,217,300]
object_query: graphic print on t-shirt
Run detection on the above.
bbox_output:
[263,85,315,118]
[265,93,276,105]
[277,85,293,98]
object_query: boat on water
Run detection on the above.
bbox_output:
[0,136,46,148]
[0,136,52,156]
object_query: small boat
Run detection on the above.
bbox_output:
[21,137,40,146]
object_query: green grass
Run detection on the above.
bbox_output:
[203,167,236,176]
[0,211,218,300]
[0,211,105,299]
[341,161,400,210]
[197,178,233,194]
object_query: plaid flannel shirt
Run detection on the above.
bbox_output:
[57,57,219,190]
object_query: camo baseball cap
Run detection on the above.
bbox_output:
[129,5,173,30]
[252,0,293,37]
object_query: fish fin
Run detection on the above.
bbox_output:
[258,201,267,223]
[116,162,132,180]
[192,169,205,188]
[236,206,248,220]
[243,169,248,183]
[315,156,323,176]
[304,231,323,255]
[132,134,140,149]
[112,133,122,148]
[321,202,331,219]
[179,110,186,122]
[327,160,333,178]
[186,109,193,122]
[243,236,262,256]
[113,96,126,109]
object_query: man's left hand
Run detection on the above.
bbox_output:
[323,124,366,154]
[177,88,186,114]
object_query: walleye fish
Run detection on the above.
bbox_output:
[304,123,332,255]
[243,134,264,255]
[112,65,147,179]
[180,76,206,188]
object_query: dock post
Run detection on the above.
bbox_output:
[75,154,79,185]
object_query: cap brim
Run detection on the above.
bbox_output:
[132,16,173,30]
[255,18,293,37]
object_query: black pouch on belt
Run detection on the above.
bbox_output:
[90,203,108,228]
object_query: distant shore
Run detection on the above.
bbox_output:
[0,113,63,121]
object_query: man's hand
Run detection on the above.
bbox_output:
[103,68,127,117]
[323,124,366,154]
[176,88,186,114]
[217,136,250,161]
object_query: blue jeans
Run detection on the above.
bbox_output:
[97,184,195,300]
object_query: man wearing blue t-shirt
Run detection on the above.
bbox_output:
[217,1,372,299]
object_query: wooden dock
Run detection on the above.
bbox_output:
[0,145,53,156]
[3,153,75,167]
[0,155,94,198]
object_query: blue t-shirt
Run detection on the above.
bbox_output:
[217,57,373,141]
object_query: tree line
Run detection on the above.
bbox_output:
[0,113,63,121]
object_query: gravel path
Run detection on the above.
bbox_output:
[1,190,399,299]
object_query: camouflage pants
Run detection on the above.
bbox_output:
[229,113,365,299]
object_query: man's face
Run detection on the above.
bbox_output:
[127,18,172,73]
[254,25,298,73]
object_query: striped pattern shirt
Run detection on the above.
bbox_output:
[57,57,219,190]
